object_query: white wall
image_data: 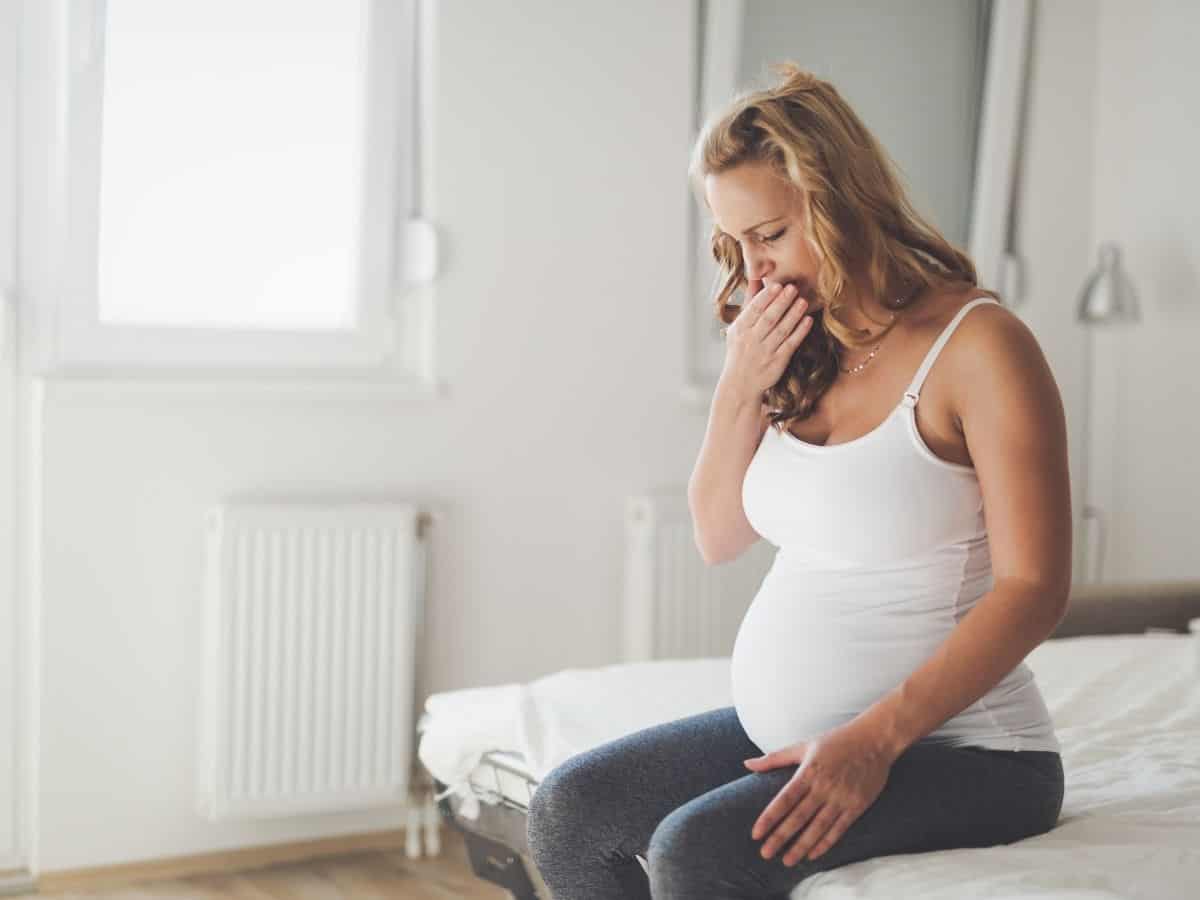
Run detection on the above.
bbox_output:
[30,0,1195,878]
[1088,0,1200,580]
[0,0,20,873]
[33,0,696,874]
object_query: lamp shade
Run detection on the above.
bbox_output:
[1077,242,1140,324]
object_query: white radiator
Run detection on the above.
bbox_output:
[623,488,775,662]
[198,499,428,821]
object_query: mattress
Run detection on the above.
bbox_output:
[418,632,1200,898]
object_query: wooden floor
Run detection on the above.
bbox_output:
[10,830,512,899]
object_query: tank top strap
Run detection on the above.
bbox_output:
[902,296,1000,407]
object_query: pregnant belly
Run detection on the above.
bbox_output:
[730,577,950,754]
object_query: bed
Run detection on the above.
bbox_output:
[416,580,1200,899]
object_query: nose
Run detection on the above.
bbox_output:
[742,245,773,281]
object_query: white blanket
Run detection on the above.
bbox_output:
[417,633,1200,899]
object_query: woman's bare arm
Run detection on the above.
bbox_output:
[688,378,771,565]
[856,304,1073,756]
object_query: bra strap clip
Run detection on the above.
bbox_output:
[902,391,919,408]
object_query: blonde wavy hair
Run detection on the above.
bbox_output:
[688,62,999,427]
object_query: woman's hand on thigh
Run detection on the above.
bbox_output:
[743,718,899,865]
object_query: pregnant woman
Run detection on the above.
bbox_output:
[525,62,1069,899]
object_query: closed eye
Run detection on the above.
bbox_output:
[761,228,786,243]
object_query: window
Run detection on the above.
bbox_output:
[21,0,433,377]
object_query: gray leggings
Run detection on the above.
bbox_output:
[525,705,1063,899]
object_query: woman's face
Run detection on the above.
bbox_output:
[704,160,825,308]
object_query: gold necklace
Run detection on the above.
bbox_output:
[839,312,898,375]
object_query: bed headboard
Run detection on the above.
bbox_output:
[1053,580,1200,638]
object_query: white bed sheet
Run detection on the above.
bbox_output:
[417,633,1200,899]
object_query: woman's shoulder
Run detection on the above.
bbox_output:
[902,283,1022,350]
[904,283,1010,333]
[909,284,1047,392]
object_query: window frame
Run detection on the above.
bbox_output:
[19,0,428,379]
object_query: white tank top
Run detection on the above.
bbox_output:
[732,297,1060,755]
